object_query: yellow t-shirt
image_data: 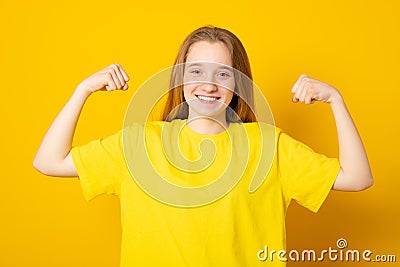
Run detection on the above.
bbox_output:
[71,120,340,267]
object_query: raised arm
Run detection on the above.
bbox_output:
[291,74,373,191]
[33,64,129,177]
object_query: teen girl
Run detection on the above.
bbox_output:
[34,26,373,266]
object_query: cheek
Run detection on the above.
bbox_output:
[183,84,201,101]
[223,90,234,103]
[182,85,192,100]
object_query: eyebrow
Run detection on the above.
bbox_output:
[185,62,234,71]
[186,63,201,68]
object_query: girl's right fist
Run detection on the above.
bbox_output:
[77,64,130,94]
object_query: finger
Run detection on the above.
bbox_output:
[305,92,314,104]
[299,81,311,103]
[291,74,305,93]
[110,64,127,87]
[294,79,306,102]
[291,78,300,93]
[313,92,325,103]
[292,74,310,102]
[308,83,319,104]
[105,72,117,91]
[115,63,130,82]
[109,68,123,89]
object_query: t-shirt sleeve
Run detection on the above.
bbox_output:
[70,130,125,201]
[277,131,341,213]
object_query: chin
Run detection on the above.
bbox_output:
[188,103,227,119]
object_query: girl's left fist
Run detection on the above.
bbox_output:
[291,74,341,104]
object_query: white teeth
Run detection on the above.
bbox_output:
[197,95,218,101]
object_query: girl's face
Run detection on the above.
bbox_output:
[183,41,235,119]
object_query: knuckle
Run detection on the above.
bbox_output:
[106,66,117,73]
[105,72,112,79]
[112,63,121,71]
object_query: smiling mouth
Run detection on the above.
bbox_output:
[195,95,221,102]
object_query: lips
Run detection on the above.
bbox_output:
[195,95,220,102]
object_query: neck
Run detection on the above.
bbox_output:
[186,111,229,135]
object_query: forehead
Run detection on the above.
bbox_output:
[186,41,233,67]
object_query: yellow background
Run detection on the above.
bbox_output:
[1,0,399,266]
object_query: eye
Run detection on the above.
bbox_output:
[217,71,232,79]
[190,69,201,75]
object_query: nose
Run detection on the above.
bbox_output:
[199,82,217,93]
